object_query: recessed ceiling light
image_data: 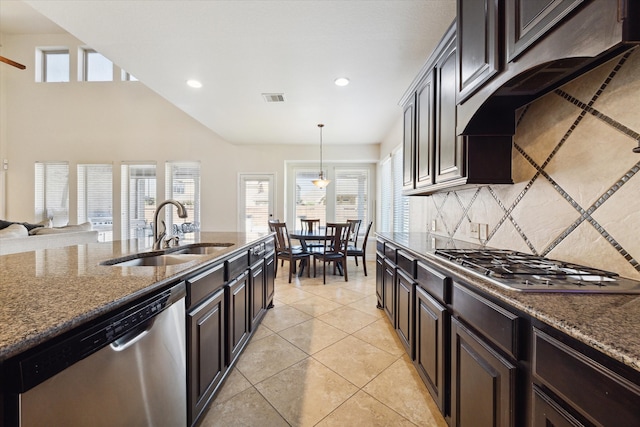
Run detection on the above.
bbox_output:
[186,79,202,88]
[334,77,350,87]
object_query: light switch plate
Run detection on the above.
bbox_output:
[470,222,480,239]
[431,220,437,232]
[479,223,489,240]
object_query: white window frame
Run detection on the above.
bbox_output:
[79,47,113,82]
[238,173,276,233]
[35,161,69,224]
[78,163,113,242]
[165,161,201,235]
[285,161,375,232]
[121,162,157,241]
[36,48,70,82]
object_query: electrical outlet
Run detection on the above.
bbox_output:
[479,223,489,240]
[431,220,437,232]
[470,222,480,239]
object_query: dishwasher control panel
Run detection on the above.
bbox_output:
[5,286,176,393]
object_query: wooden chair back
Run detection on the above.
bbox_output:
[300,218,321,233]
[271,222,294,253]
[346,219,362,246]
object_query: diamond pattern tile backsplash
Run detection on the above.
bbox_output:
[420,47,640,280]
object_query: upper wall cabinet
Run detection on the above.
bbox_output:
[457,0,640,136]
[401,23,512,196]
[456,0,500,103]
[506,0,585,61]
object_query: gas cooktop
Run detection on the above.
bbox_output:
[434,249,640,294]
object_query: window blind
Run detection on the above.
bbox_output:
[78,164,113,241]
[165,161,200,232]
[35,161,69,224]
[121,163,156,240]
[294,169,327,226]
[334,168,369,229]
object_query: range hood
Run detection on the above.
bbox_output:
[458,0,640,137]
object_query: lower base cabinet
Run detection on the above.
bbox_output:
[532,386,584,427]
[451,318,516,427]
[375,253,384,308]
[383,259,396,326]
[187,288,225,426]
[227,270,250,365]
[414,286,447,413]
[396,269,415,357]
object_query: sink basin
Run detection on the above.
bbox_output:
[100,243,233,267]
[102,254,205,267]
[170,243,234,255]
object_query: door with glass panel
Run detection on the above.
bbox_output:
[239,174,275,234]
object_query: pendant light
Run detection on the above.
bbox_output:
[312,123,331,188]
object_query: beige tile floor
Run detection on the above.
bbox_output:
[200,259,448,427]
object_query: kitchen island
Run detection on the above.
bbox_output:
[0,231,275,426]
[377,232,640,427]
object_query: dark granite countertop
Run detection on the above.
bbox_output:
[377,232,640,373]
[0,232,271,362]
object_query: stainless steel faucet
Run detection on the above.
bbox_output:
[152,199,188,250]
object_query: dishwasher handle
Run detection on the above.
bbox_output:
[110,321,153,352]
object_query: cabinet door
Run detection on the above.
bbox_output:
[506,0,585,61]
[383,259,396,326]
[227,270,250,365]
[451,318,516,427]
[376,253,384,309]
[415,286,447,413]
[402,94,416,191]
[457,0,500,101]
[532,386,585,427]
[265,252,275,309]
[396,269,415,357]
[250,260,266,330]
[415,69,435,189]
[187,288,225,426]
[435,34,465,184]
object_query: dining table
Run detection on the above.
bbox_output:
[288,228,344,277]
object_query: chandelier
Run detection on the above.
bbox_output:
[312,123,331,188]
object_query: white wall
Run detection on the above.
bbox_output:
[0,32,379,232]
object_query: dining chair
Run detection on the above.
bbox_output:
[347,221,373,276]
[300,218,323,249]
[312,222,350,284]
[346,219,362,247]
[272,222,310,283]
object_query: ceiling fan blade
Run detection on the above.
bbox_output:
[0,55,26,70]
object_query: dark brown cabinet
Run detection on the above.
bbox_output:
[383,258,396,326]
[451,318,516,427]
[532,327,640,426]
[434,30,464,185]
[187,287,225,426]
[376,252,384,309]
[415,285,447,413]
[415,70,435,189]
[401,23,512,195]
[227,269,249,365]
[250,259,265,330]
[265,251,275,309]
[403,94,416,191]
[532,386,584,427]
[506,0,585,61]
[456,0,500,101]
[396,268,415,357]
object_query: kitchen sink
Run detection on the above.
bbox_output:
[170,243,234,255]
[102,253,206,267]
[100,243,234,267]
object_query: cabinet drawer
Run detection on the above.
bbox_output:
[384,243,397,263]
[532,328,640,426]
[226,251,249,281]
[397,250,416,278]
[417,261,449,304]
[452,282,520,359]
[249,241,267,265]
[376,240,384,253]
[187,262,225,308]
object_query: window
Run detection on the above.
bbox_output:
[78,164,113,242]
[334,168,369,227]
[41,49,69,82]
[35,162,69,225]
[121,163,156,241]
[239,174,274,233]
[81,48,113,81]
[294,168,327,226]
[121,70,138,81]
[379,149,409,232]
[165,162,200,234]
[289,163,374,231]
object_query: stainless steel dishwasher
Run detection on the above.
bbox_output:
[8,282,186,427]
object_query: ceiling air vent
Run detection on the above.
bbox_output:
[262,93,285,103]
